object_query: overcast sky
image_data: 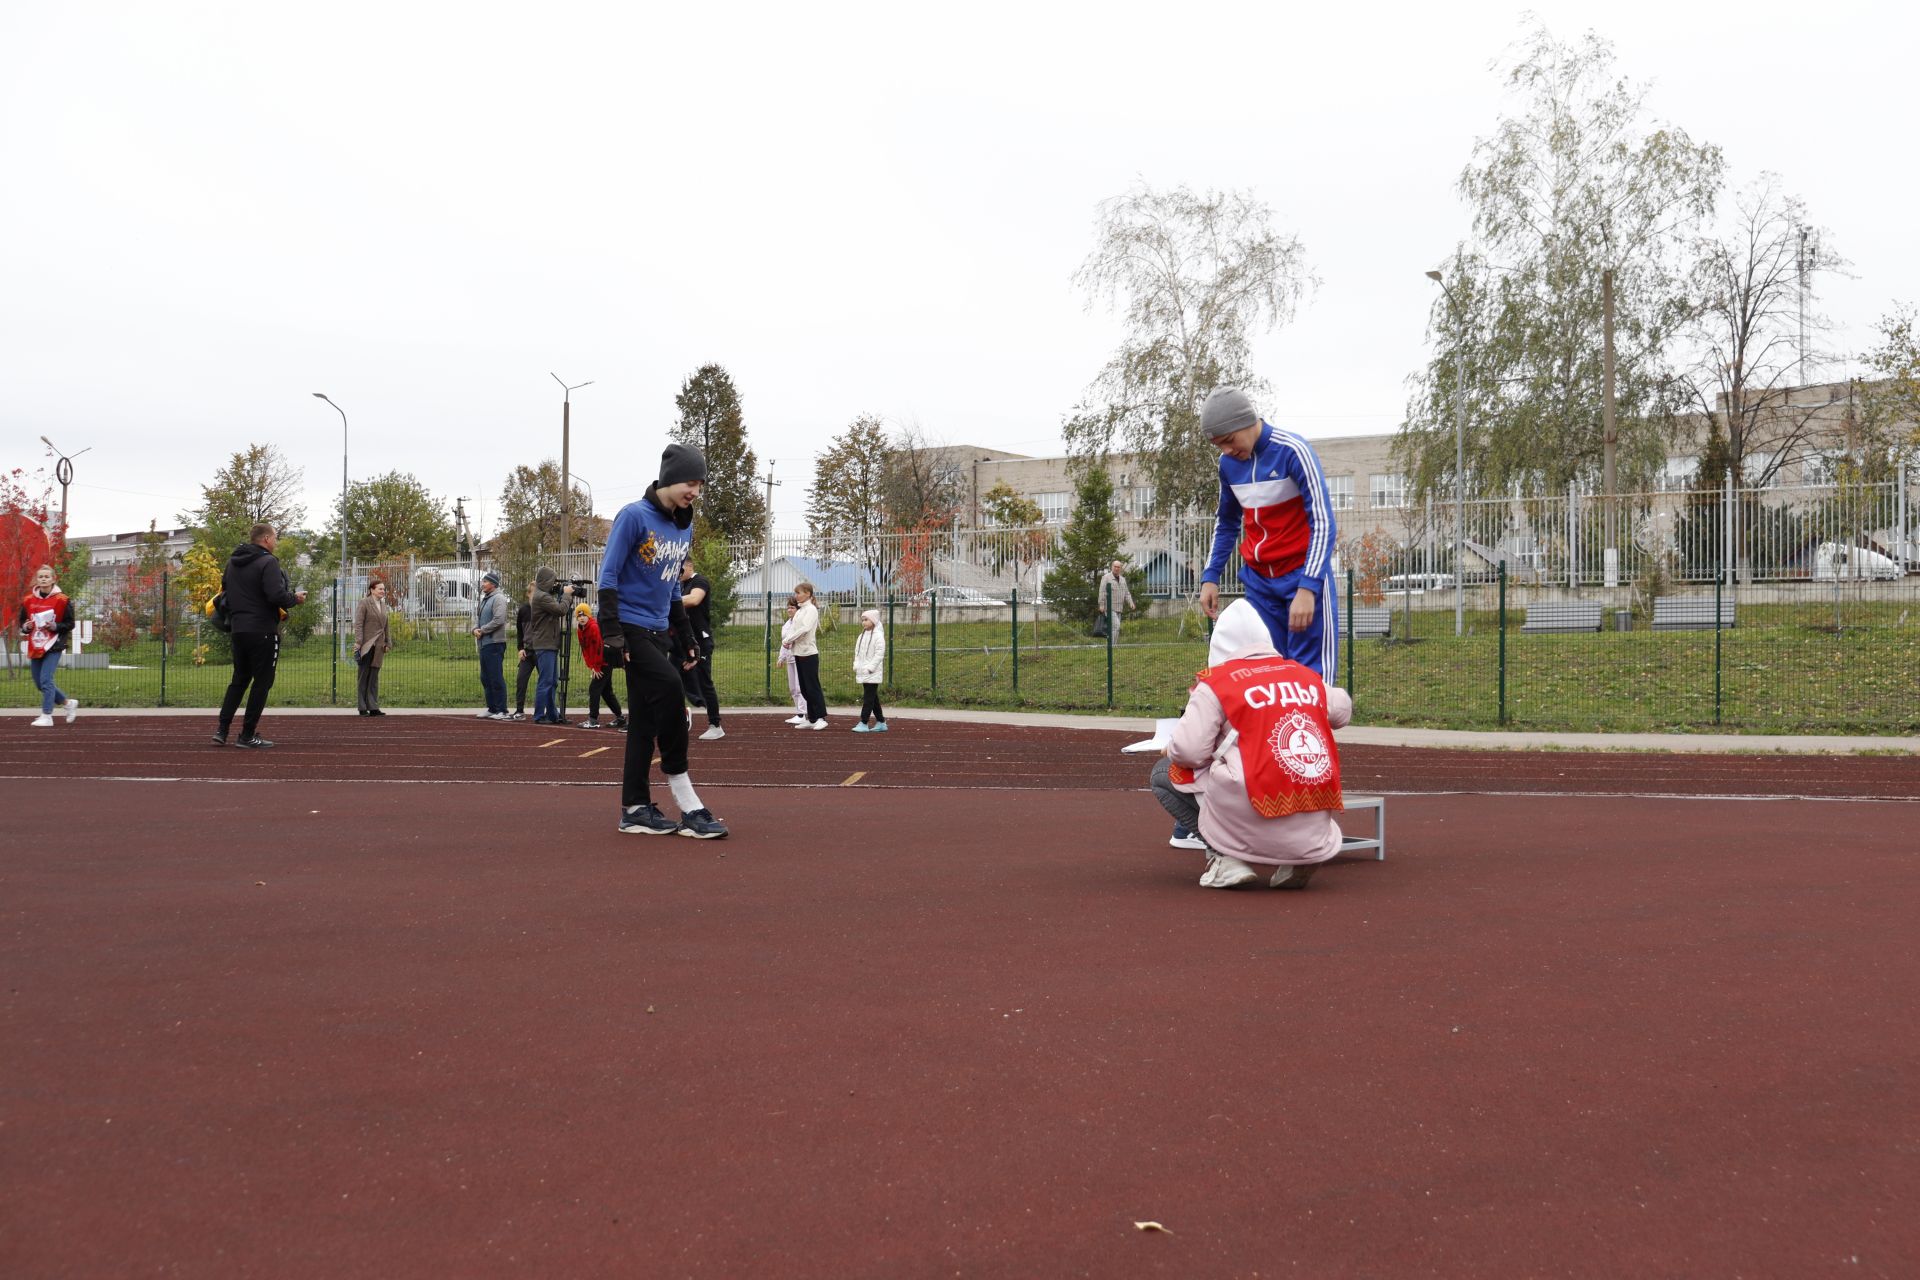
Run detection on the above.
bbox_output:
[4,0,1913,541]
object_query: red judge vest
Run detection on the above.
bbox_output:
[1193,655,1343,818]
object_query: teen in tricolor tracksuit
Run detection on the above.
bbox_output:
[1196,386,1340,681]
[596,443,727,840]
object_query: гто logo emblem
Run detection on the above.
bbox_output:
[1268,712,1332,782]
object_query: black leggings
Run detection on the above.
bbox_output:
[793,653,826,722]
[514,652,537,712]
[620,626,690,807]
[688,642,720,725]
[860,682,884,724]
[588,669,622,720]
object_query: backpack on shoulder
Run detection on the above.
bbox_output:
[206,593,232,634]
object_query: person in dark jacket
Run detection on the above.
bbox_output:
[678,558,723,740]
[213,523,305,748]
[525,565,572,724]
[510,583,536,719]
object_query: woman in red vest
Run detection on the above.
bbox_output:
[1164,600,1352,890]
[18,564,78,728]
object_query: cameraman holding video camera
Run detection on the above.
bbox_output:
[597,444,727,840]
[526,566,572,725]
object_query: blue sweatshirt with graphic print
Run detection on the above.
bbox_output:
[597,495,692,629]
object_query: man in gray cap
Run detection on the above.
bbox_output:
[1196,386,1340,680]
[472,570,510,718]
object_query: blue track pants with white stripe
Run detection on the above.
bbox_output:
[1242,567,1339,682]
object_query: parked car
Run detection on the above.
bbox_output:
[1812,543,1903,581]
[912,585,1007,608]
[1381,573,1458,594]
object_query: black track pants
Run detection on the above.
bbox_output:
[218,631,279,737]
[620,625,691,807]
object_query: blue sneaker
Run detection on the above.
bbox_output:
[1169,824,1207,851]
[619,802,681,836]
[677,808,729,840]
[873,721,889,732]
[852,723,872,733]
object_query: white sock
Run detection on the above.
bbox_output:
[667,772,703,815]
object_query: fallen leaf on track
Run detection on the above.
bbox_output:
[1133,1221,1170,1233]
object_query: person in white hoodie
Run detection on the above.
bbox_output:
[1152,598,1353,890]
[788,581,827,729]
[851,608,887,732]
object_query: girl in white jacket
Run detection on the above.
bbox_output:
[852,608,887,732]
[788,582,827,729]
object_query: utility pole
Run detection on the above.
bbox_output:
[1601,267,1618,558]
[1425,270,1467,636]
[761,463,782,696]
[1797,226,1818,386]
[312,394,350,659]
[38,436,91,535]
[551,374,594,557]
[454,497,479,588]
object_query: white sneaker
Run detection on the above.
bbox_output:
[785,715,807,726]
[64,698,79,723]
[809,719,828,730]
[699,724,726,740]
[1199,853,1260,889]
[30,714,54,728]
[474,710,493,718]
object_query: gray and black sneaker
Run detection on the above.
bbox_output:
[677,808,729,840]
[210,731,228,747]
[619,802,681,836]
[235,735,274,749]
[1270,862,1321,891]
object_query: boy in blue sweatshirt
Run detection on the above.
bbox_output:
[597,443,728,839]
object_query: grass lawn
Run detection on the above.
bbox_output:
[8,604,1915,735]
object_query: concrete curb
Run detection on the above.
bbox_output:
[7,704,1917,755]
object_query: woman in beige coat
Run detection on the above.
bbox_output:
[353,579,393,716]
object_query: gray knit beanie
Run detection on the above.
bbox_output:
[1200,387,1259,439]
[660,443,708,488]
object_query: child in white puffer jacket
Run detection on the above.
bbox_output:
[852,609,887,733]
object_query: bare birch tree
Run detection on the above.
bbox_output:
[1673,175,1846,488]
[1066,182,1311,515]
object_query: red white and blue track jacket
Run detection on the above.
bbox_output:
[1202,422,1338,586]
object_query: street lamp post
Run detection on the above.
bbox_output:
[38,436,92,535]
[1425,270,1467,638]
[551,374,594,560]
[313,393,349,658]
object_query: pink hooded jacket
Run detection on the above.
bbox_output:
[1167,600,1353,867]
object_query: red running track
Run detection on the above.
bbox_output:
[2,715,1916,1277]
[2,712,1917,799]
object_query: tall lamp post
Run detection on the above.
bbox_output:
[1425,270,1467,638]
[551,374,594,560]
[313,393,349,658]
[38,436,92,535]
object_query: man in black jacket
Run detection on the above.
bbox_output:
[213,523,306,748]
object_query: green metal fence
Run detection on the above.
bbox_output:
[7,570,1917,736]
